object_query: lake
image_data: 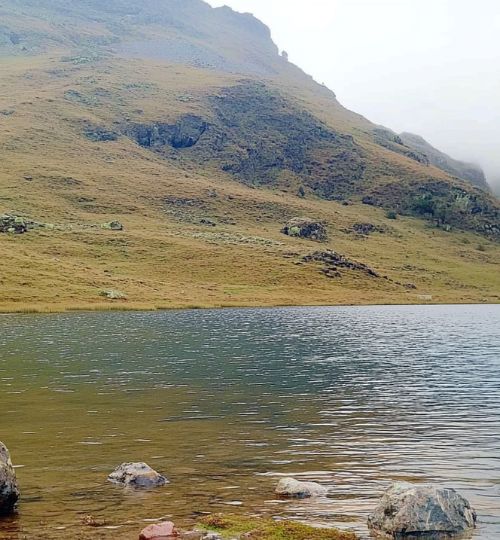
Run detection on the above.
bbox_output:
[0,305,499,539]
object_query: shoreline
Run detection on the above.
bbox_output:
[0,299,498,316]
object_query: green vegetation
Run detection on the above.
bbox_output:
[200,514,357,540]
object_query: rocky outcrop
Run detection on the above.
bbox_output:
[108,462,168,488]
[303,250,379,278]
[102,221,124,231]
[275,477,328,498]
[362,181,500,239]
[0,214,28,234]
[130,115,207,150]
[368,483,477,539]
[281,217,328,241]
[0,442,19,515]
[128,83,365,200]
[211,83,365,198]
[0,214,54,234]
[350,222,385,236]
[83,122,119,142]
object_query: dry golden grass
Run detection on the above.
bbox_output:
[0,55,498,313]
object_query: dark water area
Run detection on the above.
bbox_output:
[0,305,499,539]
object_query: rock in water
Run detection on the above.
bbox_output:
[108,462,168,488]
[0,442,20,515]
[139,521,176,539]
[367,482,477,539]
[275,477,328,498]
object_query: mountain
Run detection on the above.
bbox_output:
[399,132,490,191]
[0,0,498,311]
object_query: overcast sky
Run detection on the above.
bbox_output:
[207,0,500,191]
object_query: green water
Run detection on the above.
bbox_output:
[1,305,499,539]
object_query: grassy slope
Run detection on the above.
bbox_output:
[0,54,498,312]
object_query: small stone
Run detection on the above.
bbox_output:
[108,462,168,488]
[275,477,328,498]
[139,521,176,539]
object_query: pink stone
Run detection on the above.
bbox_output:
[139,521,177,540]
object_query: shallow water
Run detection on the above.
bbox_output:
[0,305,499,539]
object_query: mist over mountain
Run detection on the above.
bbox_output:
[206,0,500,194]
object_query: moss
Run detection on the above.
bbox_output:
[199,514,357,540]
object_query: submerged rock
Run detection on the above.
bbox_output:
[108,462,168,488]
[275,477,328,498]
[139,521,176,539]
[281,217,328,241]
[0,442,20,515]
[368,482,477,539]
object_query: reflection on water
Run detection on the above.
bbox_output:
[0,305,499,539]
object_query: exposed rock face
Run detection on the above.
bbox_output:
[368,483,477,539]
[211,83,365,198]
[275,477,328,498]
[108,462,168,488]
[83,122,119,142]
[0,442,20,515]
[281,217,328,241]
[303,250,379,278]
[128,83,365,200]
[130,115,207,150]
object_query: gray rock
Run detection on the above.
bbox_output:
[0,215,28,234]
[281,217,328,242]
[0,442,20,515]
[108,462,168,488]
[368,482,477,539]
[275,477,328,498]
[99,289,127,300]
[202,533,223,540]
[101,221,124,231]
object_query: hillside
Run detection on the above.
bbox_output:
[0,0,499,312]
[400,132,490,191]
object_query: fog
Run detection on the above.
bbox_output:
[208,0,500,193]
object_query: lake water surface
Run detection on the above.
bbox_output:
[0,305,499,539]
